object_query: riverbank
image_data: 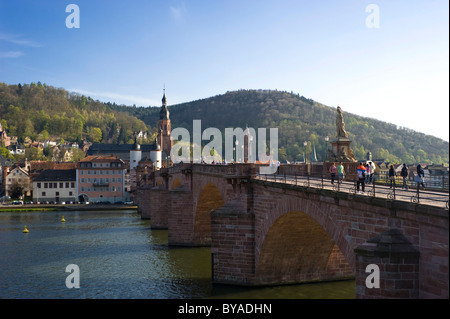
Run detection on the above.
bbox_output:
[0,203,138,212]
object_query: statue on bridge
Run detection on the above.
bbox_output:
[336,106,348,139]
[327,106,357,163]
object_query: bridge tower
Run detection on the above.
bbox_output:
[157,89,172,160]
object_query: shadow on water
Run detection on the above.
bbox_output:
[210,280,355,299]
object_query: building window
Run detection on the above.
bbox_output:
[56,192,60,196]
[66,182,69,188]
[71,182,75,188]
[69,191,73,196]
[42,192,46,196]
[44,183,48,188]
[49,183,52,189]
[53,183,57,188]
[37,183,41,188]
[60,183,64,188]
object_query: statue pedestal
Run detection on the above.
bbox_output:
[328,138,357,163]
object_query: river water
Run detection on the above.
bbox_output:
[0,210,354,299]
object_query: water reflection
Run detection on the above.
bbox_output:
[0,210,354,299]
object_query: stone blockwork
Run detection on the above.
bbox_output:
[211,201,256,285]
[355,229,420,299]
[168,185,195,246]
[134,164,449,299]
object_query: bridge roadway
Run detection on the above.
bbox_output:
[254,173,449,210]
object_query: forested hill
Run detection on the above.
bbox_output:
[0,82,147,144]
[0,82,447,164]
[110,89,449,165]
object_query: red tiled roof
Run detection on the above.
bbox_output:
[79,155,123,162]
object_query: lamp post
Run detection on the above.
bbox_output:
[324,136,329,162]
[303,141,309,163]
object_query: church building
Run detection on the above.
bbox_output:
[157,89,173,159]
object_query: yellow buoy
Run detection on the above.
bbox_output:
[23,225,29,233]
[61,216,66,222]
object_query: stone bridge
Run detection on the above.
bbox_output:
[133,163,449,299]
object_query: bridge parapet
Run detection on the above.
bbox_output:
[134,163,448,298]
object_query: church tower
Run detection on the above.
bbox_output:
[157,89,172,157]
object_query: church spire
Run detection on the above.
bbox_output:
[160,87,169,120]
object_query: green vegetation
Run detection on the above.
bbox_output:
[0,82,148,145]
[1,83,448,165]
[109,89,449,165]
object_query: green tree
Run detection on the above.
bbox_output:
[0,147,14,160]
[90,127,103,143]
[9,180,29,199]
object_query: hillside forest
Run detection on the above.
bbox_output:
[1,83,448,165]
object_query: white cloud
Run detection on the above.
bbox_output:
[0,51,24,58]
[0,32,41,48]
[170,3,187,22]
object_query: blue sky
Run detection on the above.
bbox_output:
[0,0,448,141]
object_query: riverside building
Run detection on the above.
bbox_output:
[76,155,126,203]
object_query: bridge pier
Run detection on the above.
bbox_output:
[148,188,170,229]
[168,186,197,246]
[354,229,420,299]
[211,201,256,285]
[135,186,169,229]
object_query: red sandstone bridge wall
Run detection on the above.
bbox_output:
[135,164,448,298]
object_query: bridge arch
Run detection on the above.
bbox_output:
[171,178,182,190]
[255,210,353,285]
[193,182,225,245]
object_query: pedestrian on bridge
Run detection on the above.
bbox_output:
[337,162,345,184]
[389,165,396,188]
[356,163,366,194]
[401,163,409,190]
[416,164,426,189]
[329,163,337,184]
[365,163,371,184]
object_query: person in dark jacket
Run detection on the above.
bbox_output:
[416,164,425,189]
[388,165,396,188]
[400,163,408,190]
